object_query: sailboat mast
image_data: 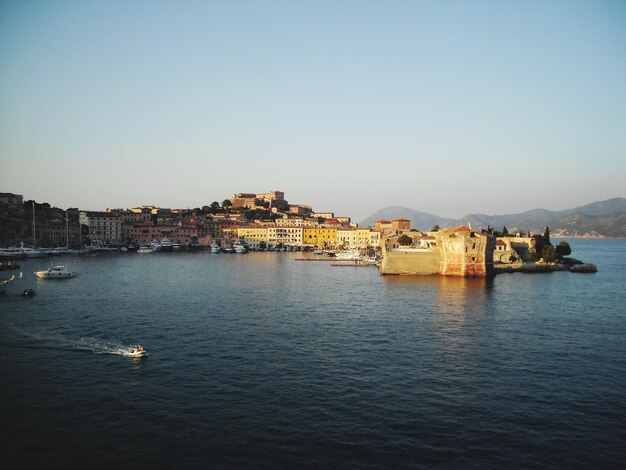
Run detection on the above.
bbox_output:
[32,201,36,248]
[65,210,69,248]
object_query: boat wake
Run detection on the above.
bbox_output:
[11,330,145,359]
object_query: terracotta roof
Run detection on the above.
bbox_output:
[443,225,482,234]
[495,239,507,246]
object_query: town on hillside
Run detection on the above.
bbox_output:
[1,191,594,276]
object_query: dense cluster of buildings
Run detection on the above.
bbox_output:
[2,190,540,278]
[0,191,391,250]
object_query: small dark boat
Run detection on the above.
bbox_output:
[22,288,36,297]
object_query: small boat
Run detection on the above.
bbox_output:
[210,243,221,253]
[34,265,76,279]
[333,249,362,261]
[0,261,20,271]
[138,246,156,253]
[160,238,173,252]
[233,240,249,253]
[1,272,22,294]
[22,287,36,297]
[125,344,147,358]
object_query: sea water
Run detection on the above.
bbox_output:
[1,240,625,468]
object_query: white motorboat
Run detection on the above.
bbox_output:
[3,245,45,258]
[210,243,221,253]
[35,265,76,279]
[233,240,249,253]
[138,246,156,253]
[160,238,173,252]
[124,345,147,358]
[150,239,162,251]
[222,244,234,253]
[334,249,362,261]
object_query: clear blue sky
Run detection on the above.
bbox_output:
[1,0,624,222]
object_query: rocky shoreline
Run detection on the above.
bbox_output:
[495,258,598,274]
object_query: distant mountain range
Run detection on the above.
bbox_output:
[360,197,626,238]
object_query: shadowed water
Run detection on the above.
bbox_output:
[1,240,625,468]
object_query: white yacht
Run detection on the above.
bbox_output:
[138,246,156,253]
[334,249,362,261]
[160,238,173,252]
[150,239,162,251]
[35,265,76,279]
[210,243,221,253]
[233,240,249,253]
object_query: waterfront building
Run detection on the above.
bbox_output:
[494,235,535,263]
[128,223,199,246]
[337,228,357,248]
[238,226,270,247]
[303,227,337,249]
[80,211,122,246]
[268,226,303,247]
[369,230,382,247]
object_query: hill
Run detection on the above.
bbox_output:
[360,197,626,238]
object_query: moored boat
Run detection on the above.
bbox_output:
[160,238,173,252]
[333,249,362,261]
[233,240,249,253]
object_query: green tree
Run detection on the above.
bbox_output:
[222,199,232,208]
[502,225,509,236]
[431,224,440,232]
[555,241,571,258]
[397,234,412,246]
[542,244,556,263]
[543,226,551,245]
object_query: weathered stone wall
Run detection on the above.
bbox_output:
[379,249,440,275]
[437,229,494,277]
[380,226,495,277]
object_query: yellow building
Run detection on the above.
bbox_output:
[303,227,338,248]
[337,228,357,248]
[369,230,382,247]
[268,226,303,247]
[238,226,269,243]
[337,228,380,248]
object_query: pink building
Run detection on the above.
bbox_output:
[128,223,199,246]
